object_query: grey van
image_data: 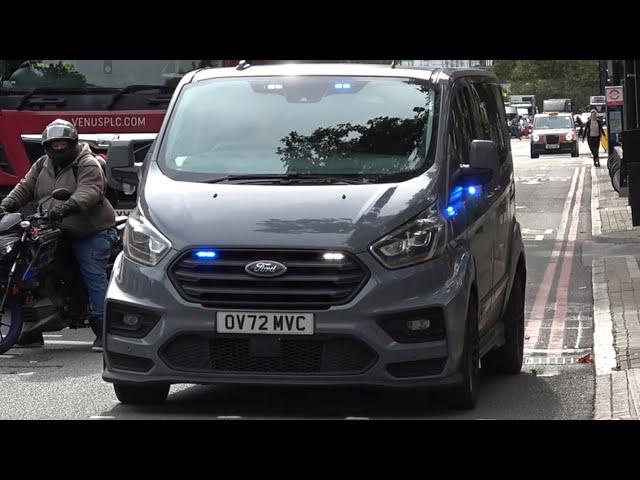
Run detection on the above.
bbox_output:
[103,64,526,409]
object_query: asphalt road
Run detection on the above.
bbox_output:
[0,138,596,420]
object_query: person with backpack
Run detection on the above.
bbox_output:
[0,119,116,351]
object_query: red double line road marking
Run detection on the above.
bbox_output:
[547,166,586,351]
[524,166,581,349]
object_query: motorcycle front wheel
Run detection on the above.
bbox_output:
[0,298,23,355]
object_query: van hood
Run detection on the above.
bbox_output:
[141,163,439,253]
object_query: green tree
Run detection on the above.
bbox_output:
[488,60,516,82]
[491,60,599,112]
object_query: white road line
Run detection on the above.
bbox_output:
[524,348,591,354]
[575,313,583,349]
[217,416,243,419]
[44,340,93,346]
[29,361,38,364]
[591,166,602,236]
[90,416,116,419]
[592,257,618,375]
[0,354,14,359]
[345,417,370,420]
[17,372,35,376]
[42,334,63,338]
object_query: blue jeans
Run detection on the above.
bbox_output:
[71,228,118,317]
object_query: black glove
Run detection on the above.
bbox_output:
[48,200,80,223]
[0,197,19,214]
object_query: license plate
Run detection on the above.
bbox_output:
[546,144,560,149]
[216,312,315,335]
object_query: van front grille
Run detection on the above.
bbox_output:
[160,334,377,374]
[169,249,369,310]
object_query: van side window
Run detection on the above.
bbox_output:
[448,86,474,174]
[470,82,508,161]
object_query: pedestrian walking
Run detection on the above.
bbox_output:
[582,109,606,167]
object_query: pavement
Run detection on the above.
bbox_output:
[590,158,640,419]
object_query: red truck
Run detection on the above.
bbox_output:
[0,60,222,213]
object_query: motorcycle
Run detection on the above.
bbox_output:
[509,124,522,139]
[0,188,126,354]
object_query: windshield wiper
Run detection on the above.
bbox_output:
[16,87,115,110]
[202,174,367,185]
[106,84,173,109]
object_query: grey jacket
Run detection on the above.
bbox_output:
[2,143,116,238]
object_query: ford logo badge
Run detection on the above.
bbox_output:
[245,260,287,278]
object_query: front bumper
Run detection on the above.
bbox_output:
[531,141,577,154]
[102,245,474,389]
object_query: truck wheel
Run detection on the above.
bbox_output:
[530,148,539,159]
[114,383,170,405]
[440,292,480,410]
[483,266,525,374]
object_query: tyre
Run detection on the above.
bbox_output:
[114,383,170,405]
[483,266,525,374]
[441,292,480,410]
[0,299,23,355]
[571,145,579,157]
[531,151,539,159]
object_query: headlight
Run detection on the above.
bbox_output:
[566,132,573,141]
[123,209,172,267]
[532,134,540,142]
[370,204,446,269]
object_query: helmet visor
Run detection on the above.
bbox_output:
[41,124,78,144]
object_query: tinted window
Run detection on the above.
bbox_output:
[470,82,507,153]
[158,75,438,183]
[448,83,475,172]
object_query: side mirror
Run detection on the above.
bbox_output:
[52,188,72,201]
[469,139,499,172]
[106,140,139,193]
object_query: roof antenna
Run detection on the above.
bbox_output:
[236,60,251,71]
[390,60,397,69]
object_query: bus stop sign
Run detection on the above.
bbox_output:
[607,86,624,106]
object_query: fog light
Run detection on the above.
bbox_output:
[122,314,142,328]
[407,319,431,331]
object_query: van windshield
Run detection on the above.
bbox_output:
[158,75,437,183]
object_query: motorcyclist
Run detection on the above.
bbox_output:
[0,119,116,351]
[510,117,522,139]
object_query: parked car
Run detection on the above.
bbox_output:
[103,64,526,410]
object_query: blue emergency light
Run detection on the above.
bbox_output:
[194,250,217,259]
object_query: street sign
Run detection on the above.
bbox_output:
[606,86,624,106]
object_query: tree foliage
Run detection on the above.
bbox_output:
[489,60,599,112]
